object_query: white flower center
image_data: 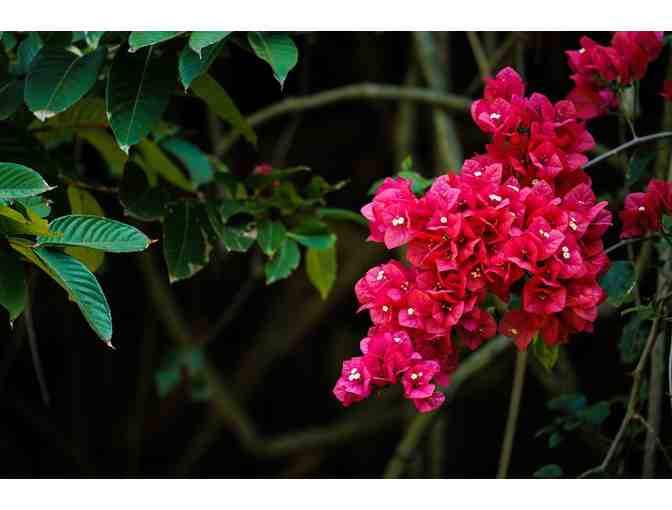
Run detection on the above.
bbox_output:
[440,216,448,224]
[393,336,401,343]
[474,171,482,177]
[407,307,415,316]
[638,206,646,212]
[376,270,385,281]
[489,194,502,202]
[490,112,501,120]
[348,368,361,381]
[382,305,390,312]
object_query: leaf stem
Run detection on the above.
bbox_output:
[583,131,672,170]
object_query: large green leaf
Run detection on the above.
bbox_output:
[12,32,42,76]
[247,32,298,88]
[0,162,52,199]
[178,41,226,90]
[287,220,336,250]
[265,238,300,284]
[599,260,636,308]
[36,214,151,252]
[65,186,105,272]
[128,32,183,51]
[25,47,105,121]
[0,204,52,236]
[256,219,286,256]
[160,137,213,186]
[0,78,24,120]
[29,96,108,148]
[219,225,256,253]
[163,202,209,283]
[135,139,194,191]
[33,247,113,343]
[190,73,257,146]
[0,248,27,325]
[106,47,176,152]
[306,245,337,300]
[188,32,231,57]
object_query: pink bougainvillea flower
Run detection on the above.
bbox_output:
[499,310,543,350]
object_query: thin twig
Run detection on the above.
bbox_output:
[634,413,672,471]
[466,32,492,82]
[24,284,50,406]
[579,317,661,478]
[604,236,659,255]
[215,83,472,155]
[497,349,528,478]
[583,131,672,170]
[465,33,519,95]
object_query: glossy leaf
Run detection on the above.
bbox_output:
[25,47,105,121]
[65,186,106,272]
[219,225,256,253]
[12,32,42,76]
[106,47,175,152]
[33,247,113,343]
[163,202,209,283]
[306,245,337,299]
[0,249,27,324]
[190,73,257,146]
[161,137,214,186]
[533,464,563,478]
[265,238,300,284]
[531,336,559,371]
[599,260,636,308]
[178,40,226,90]
[128,32,183,51]
[36,214,151,253]
[188,31,231,56]
[256,219,286,256]
[287,220,336,250]
[0,204,52,236]
[0,162,52,199]
[247,32,298,88]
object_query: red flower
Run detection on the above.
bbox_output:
[499,310,542,350]
[523,276,567,315]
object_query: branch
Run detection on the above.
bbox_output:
[24,280,50,406]
[466,32,492,82]
[465,33,519,95]
[383,335,513,478]
[579,317,661,478]
[215,83,473,155]
[583,131,672,170]
[497,349,528,478]
[604,235,659,255]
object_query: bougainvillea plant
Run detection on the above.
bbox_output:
[334,31,671,416]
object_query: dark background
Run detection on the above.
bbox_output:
[1,31,671,478]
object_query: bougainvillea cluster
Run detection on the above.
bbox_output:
[334,66,614,413]
[620,179,672,239]
[566,31,664,119]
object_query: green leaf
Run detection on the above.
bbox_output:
[599,260,636,308]
[620,314,650,364]
[579,401,611,427]
[0,162,52,199]
[135,139,193,191]
[626,152,656,187]
[119,162,170,221]
[36,215,151,252]
[15,196,51,218]
[316,207,368,227]
[219,225,256,253]
[12,32,42,76]
[533,464,563,478]
[64,186,105,273]
[256,219,286,256]
[548,431,563,449]
[401,155,414,172]
[106,47,175,152]
[33,247,113,343]
[0,248,27,325]
[547,393,587,413]
[306,245,337,300]
[155,346,210,401]
[398,170,434,195]
[531,336,559,371]
[188,31,232,56]
[247,32,298,88]
[25,47,105,121]
[190,73,257,146]
[0,204,52,236]
[178,40,226,90]
[128,32,183,51]
[163,202,209,283]
[265,238,300,284]
[287,220,336,250]
[0,78,24,120]
[84,31,105,49]
[160,137,214,186]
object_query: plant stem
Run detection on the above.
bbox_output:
[24,283,50,406]
[583,131,672,170]
[383,335,512,478]
[466,32,492,82]
[215,83,472,155]
[604,235,659,255]
[465,33,519,95]
[497,349,528,478]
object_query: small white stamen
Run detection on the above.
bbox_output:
[638,206,646,212]
[407,307,415,316]
[579,48,586,54]
[569,220,577,231]
[393,336,401,343]
[410,373,418,381]
[510,328,519,335]
[440,216,448,224]
[506,185,520,192]
[474,171,482,177]
[561,246,569,252]
[393,216,405,226]
[490,112,501,120]
[376,270,385,281]
[382,305,390,312]
[532,179,539,185]
[563,251,571,259]
[489,194,502,202]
